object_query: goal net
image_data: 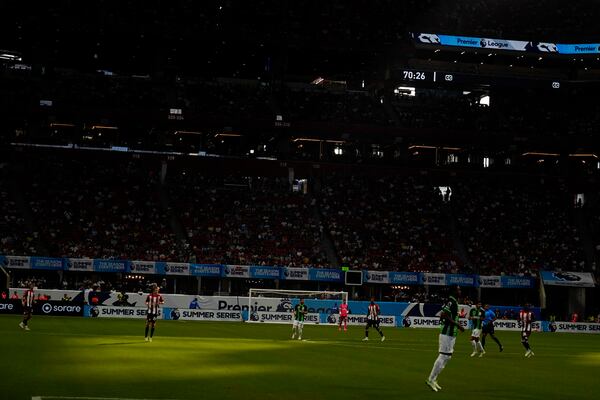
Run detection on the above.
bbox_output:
[247,289,348,324]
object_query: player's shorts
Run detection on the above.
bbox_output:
[366,319,380,328]
[521,330,531,340]
[471,328,481,338]
[482,323,495,334]
[438,334,456,355]
[146,313,158,323]
[293,319,304,328]
[339,315,348,322]
[23,306,32,315]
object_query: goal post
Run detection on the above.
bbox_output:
[247,289,348,324]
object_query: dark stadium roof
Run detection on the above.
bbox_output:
[1,1,600,78]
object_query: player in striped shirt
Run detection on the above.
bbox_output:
[362,298,385,342]
[291,298,308,340]
[426,286,464,392]
[144,285,164,342]
[519,304,535,358]
[338,300,349,332]
[19,283,35,331]
[469,301,485,357]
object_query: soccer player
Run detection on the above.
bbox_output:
[469,301,485,357]
[519,304,535,357]
[363,297,385,341]
[426,286,465,392]
[144,284,164,342]
[19,283,35,331]
[291,298,308,340]
[481,304,503,352]
[338,300,349,331]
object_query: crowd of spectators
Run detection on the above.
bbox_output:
[169,174,327,268]
[0,165,38,256]
[319,174,460,272]
[0,152,592,276]
[19,155,185,261]
[453,179,585,274]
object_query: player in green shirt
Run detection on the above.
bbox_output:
[426,286,465,392]
[469,301,486,357]
[291,298,308,340]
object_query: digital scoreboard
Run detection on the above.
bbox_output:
[398,69,562,89]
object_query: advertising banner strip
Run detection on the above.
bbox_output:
[31,257,64,270]
[129,261,157,275]
[540,271,595,288]
[308,268,343,282]
[165,308,243,322]
[364,270,390,284]
[191,264,222,277]
[412,32,600,55]
[85,305,162,319]
[157,262,190,276]
[223,264,250,278]
[3,255,31,269]
[281,267,309,281]
[249,266,281,280]
[65,258,94,272]
[93,259,128,273]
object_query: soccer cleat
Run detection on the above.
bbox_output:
[433,381,442,390]
[149,337,153,342]
[298,337,302,340]
[499,345,504,352]
[291,335,295,339]
[471,352,477,357]
[426,379,439,392]
[24,326,30,331]
[381,336,385,342]
[145,337,149,342]
[19,322,25,329]
[362,337,369,341]
[478,352,484,358]
[525,350,534,358]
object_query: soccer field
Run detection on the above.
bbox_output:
[1,316,598,400]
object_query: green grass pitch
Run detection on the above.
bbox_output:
[1,315,599,400]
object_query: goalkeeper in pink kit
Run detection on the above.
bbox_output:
[338,300,349,331]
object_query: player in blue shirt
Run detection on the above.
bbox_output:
[481,304,503,352]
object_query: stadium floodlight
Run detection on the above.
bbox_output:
[247,289,348,323]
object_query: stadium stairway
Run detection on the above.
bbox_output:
[310,179,340,268]
[575,205,596,271]
[157,179,194,262]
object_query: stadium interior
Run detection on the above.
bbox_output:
[1,2,599,399]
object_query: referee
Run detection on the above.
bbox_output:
[481,304,503,352]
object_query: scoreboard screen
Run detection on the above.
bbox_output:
[398,69,561,89]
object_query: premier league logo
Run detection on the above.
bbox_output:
[480,38,487,48]
[250,311,259,322]
[90,306,100,318]
[224,266,231,275]
[276,299,292,312]
[171,309,180,320]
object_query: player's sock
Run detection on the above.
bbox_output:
[491,335,503,350]
[481,335,486,348]
[144,326,149,338]
[364,329,369,338]
[471,340,477,352]
[150,327,155,338]
[477,341,484,353]
[428,354,448,382]
[377,328,384,337]
[298,326,303,339]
